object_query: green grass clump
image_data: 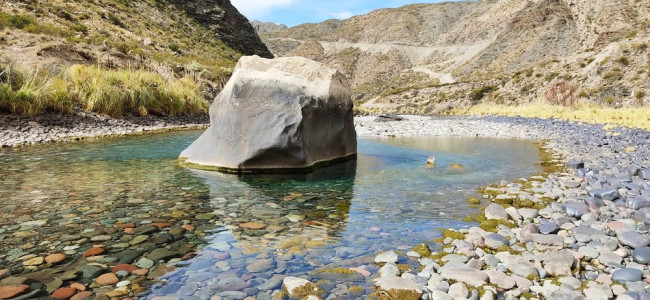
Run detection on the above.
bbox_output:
[66,65,208,117]
[0,64,72,115]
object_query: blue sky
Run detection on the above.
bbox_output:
[232,0,448,27]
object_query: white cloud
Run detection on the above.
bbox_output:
[329,11,353,20]
[231,0,295,20]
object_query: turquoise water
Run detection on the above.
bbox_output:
[0,131,541,298]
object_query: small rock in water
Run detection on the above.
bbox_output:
[282,277,320,298]
[0,285,30,299]
[374,251,399,264]
[45,253,67,264]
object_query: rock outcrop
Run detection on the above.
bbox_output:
[167,0,273,58]
[179,56,357,173]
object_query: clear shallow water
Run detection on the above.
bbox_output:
[0,131,541,299]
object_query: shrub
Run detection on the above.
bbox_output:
[616,56,630,66]
[470,86,496,102]
[9,14,35,29]
[544,79,578,107]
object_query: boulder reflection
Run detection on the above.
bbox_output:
[188,159,357,253]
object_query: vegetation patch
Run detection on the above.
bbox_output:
[452,101,650,131]
[0,62,208,117]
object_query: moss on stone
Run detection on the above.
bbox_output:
[412,243,432,257]
[315,268,356,275]
[396,264,412,272]
[441,229,466,240]
[467,197,481,205]
[493,197,514,206]
[379,289,422,300]
[513,198,535,208]
[480,219,516,232]
[283,282,324,298]
[348,286,364,295]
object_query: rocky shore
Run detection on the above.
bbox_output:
[0,111,209,148]
[350,115,650,300]
[1,114,649,300]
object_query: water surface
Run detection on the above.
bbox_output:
[0,131,541,299]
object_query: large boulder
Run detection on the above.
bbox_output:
[180,56,357,173]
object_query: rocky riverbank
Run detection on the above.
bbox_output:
[0,111,209,148]
[347,115,650,300]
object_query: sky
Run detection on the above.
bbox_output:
[231,0,447,27]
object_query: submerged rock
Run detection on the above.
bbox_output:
[180,56,357,173]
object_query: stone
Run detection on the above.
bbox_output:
[537,223,559,235]
[567,160,584,169]
[484,270,515,289]
[635,169,650,180]
[430,290,453,300]
[22,256,44,266]
[96,273,119,286]
[617,231,650,249]
[220,291,248,299]
[70,291,94,300]
[375,276,423,300]
[146,248,179,261]
[179,56,357,173]
[0,285,30,299]
[375,114,405,122]
[564,201,589,218]
[583,284,613,300]
[282,277,321,298]
[588,187,620,201]
[374,251,398,264]
[90,235,112,242]
[52,287,77,299]
[45,253,67,264]
[632,247,650,264]
[239,222,267,230]
[484,233,510,249]
[496,254,538,278]
[531,234,564,250]
[519,208,539,219]
[447,282,468,299]
[611,268,643,283]
[537,250,575,277]
[246,259,274,273]
[439,264,488,287]
[82,247,105,257]
[379,263,400,277]
[485,203,508,220]
[135,258,154,269]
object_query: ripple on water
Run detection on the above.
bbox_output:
[0,132,541,298]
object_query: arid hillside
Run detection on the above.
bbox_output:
[0,0,271,116]
[261,0,650,114]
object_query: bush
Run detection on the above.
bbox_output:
[9,14,35,29]
[544,79,578,107]
[470,86,496,102]
[616,56,630,66]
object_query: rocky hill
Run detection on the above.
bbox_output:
[261,0,650,114]
[0,0,271,105]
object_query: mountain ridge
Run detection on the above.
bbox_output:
[261,0,649,114]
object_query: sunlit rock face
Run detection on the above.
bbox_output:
[180,55,357,173]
